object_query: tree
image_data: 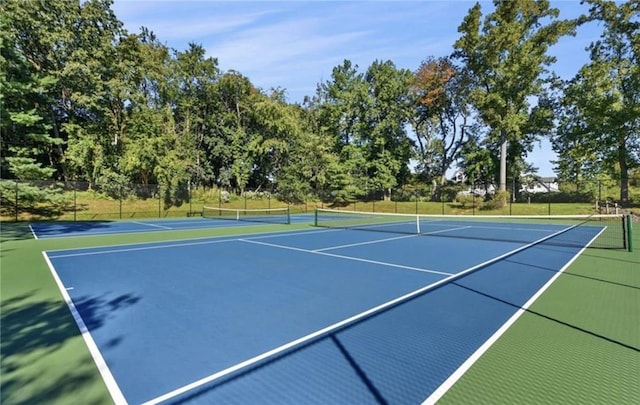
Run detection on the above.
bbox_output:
[314,60,370,201]
[213,70,259,193]
[171,43,220,187]
[410,57,472,197]
[453,0,574,193]
[552,0,640,202]
[361,60,414,200]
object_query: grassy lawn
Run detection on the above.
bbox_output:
[2,188,610,222]
[1,218,637,404]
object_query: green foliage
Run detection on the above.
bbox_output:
[1,0,636,215]
[553,0,640,202]
[455,192,482,208]
[0,180,71,217]
[437,183,466,202]
[453,0,576,190]
[96,169,131,200]
[483,190,511,210]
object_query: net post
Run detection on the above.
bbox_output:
[314,209,318,227]
[286,206,291,224]
[626,214,633,252]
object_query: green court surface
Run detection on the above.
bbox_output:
[438,236,640,404]
[1,221,638,404]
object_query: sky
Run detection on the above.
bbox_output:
[111,0,605,177]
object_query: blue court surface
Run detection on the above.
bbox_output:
[43,220,604,404]
[30,214,310,239]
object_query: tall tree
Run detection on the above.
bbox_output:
[171,43,220,187]
[213,70,259,192]
[315,60,370,201]
[410,57,472,196]
[453,0,574,193]
[552,0,640,202]
[361,60,414,199]
[277,102,338,202]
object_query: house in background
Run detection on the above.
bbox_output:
[520,176,560,194]
[452,171,560,196]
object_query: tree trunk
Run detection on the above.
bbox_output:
[499,137,507,192]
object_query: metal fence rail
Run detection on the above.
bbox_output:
[0,178,630,222]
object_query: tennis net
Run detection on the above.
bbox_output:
[203,206,291,225]
[314,208,632,251]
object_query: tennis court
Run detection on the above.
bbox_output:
[30,207,298,239]
[43,211,631,404]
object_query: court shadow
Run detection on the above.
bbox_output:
[1,356,101,404]
[32,220,114,237]
[0,222,34,242]
[168,325,391,405]
[504,257,640,291]
[452,282,639,352]
[1,291,140,403]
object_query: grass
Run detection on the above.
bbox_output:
[1,219,637,404]
[1,189,609,222]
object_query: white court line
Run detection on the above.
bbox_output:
[35,213,309,241]
[131,221,172,230]
[142,223,581,405]
[314,234,419,251]
[422,227,607,404]
[240,238,453,276]
[42,252,127,404]
[44,227,329,255]
[29,224,38,240]
[47,238,238,259]
[314,226,472,252]
[32,217,266,240]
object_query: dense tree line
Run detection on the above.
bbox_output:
[1,0,638,206]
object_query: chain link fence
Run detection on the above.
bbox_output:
[0,180,291,221]
[0,177,634,221]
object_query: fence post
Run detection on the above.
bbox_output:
[74,181,77,222]
[510,178,514,215]
[158,187,161,218]
[14,180,18,222]
[626,214,633,252]
[472,181,476,216]
[598,181,602,214]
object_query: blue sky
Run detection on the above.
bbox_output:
[111,0,605,177]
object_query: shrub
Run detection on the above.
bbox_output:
[455,192,482,208]
[483,190,510,210]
